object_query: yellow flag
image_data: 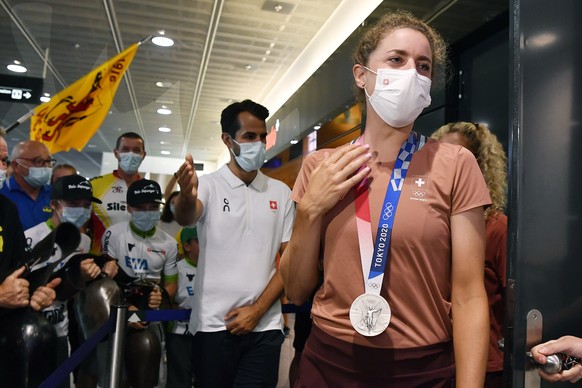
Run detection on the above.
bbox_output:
[30,43,138,153]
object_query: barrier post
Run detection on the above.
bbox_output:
[106,304,129,388]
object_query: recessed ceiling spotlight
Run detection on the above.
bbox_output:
[152,30,174,47]
[274,4,283,12]
[269,42,275,48]
[155,81,173,88]
[161,150,171,155]
[313,124,321,130]
[262,57,267,62]
[158,126,171,133]
[40,93,51,103]
[74,43,80,49]
[157,106,172,115]
[160,140,168,145]
[7,60,26,73]
[290,139,299,145]
[244,64,252,70]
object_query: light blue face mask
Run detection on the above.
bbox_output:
[59,205,91,228]
[230,139,266,172]
[119,152,143,174]
[22,166,52,188]
[132,210,161,232]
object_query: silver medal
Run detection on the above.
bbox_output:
[349,293,391,337]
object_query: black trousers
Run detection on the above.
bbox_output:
[166,333,194,388]
[192,330,284,388]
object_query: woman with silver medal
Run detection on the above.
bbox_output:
[281,10,491,387]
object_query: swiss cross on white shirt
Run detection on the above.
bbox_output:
[269,200,278,210]
[414,178,426,187]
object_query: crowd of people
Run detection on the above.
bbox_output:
[0,9,576,388]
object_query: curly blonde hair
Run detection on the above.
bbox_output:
[431,122,507,220]
[353,10,449,104]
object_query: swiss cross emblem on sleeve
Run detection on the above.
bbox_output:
[269,200,278,210]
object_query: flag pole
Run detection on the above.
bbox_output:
[138,35,153,46]
[42,48,49,79]
[5,110,34,133]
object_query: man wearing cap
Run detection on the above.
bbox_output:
[24,174,102,384]
[88,131,146,253]
[101,178,178,387]
[166,226,198,387]
[0,140,55,230]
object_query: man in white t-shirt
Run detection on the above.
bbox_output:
[173,99,296,388]
[25,174,102,386]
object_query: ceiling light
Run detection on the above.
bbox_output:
[244,64,252,70]
[7,60,26,73]
[40,93,51,103]
[156,81,173,88]
[274,4,283,12]
[158,126,171,133]
[157,106,172,115]
[290,139,299,145]
[152,31,174,47]
[265,50,271,55]
[160,141,168,145]
[313,124,321,130]
[161,150,171,155]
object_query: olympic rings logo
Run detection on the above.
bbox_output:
[382,202,394,220]
[367,283,380,289]
[412,190,426,197]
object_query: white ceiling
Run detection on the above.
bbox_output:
[0,0,508,178]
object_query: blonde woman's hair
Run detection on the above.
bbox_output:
[432,122,507,220]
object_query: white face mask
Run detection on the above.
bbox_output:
[230,139,266,172]
[59,205,91,228]
[132,210,161,232]
[22,166,52,188]
[364,67,432,128]
[119,152,143,174]
[0,169,6,189]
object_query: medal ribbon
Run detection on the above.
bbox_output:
[355,132,425,295]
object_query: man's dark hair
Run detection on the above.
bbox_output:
[220,99,269,138]
[115,132,145,150]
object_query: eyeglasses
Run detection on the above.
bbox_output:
[17,157,57,168]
